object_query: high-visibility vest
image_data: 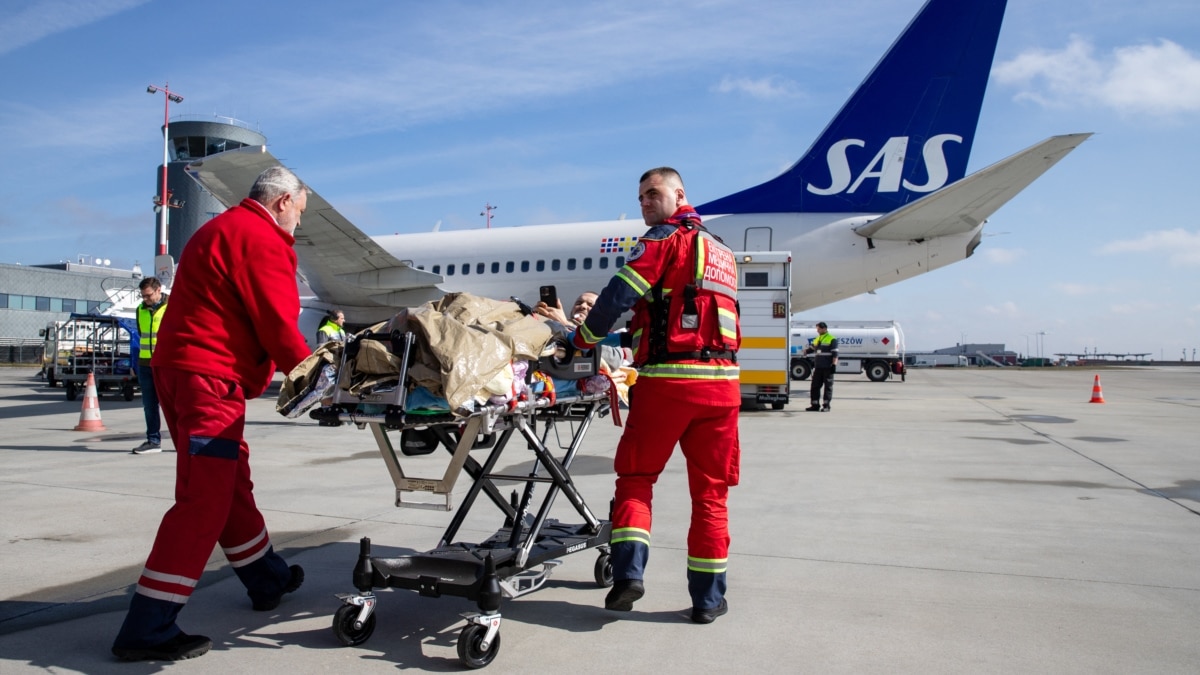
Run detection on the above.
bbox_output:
[317,319,346,344]
[628,224,740,379]
[808,332,838,368]
[137,296,168,363]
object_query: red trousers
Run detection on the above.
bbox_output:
[612,377,740,561]
[135,367,278,604]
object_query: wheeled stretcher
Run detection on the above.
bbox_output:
[309,330,617,669]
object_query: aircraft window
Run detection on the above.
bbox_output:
[491,262,499,274]
[567,258,576,271]
[583,258,592,270]
[536,260,545,272]
[462,262,470,276]
[744,272,769,287]
[551,259,561,271]
[616,256,625,267]
[447,264,455,275]
[477,262,485,274]
[521,261,530,272]
[506,261,514,273]
[416,265,425,270]
[599,258,609,269]
[432,264,440,274]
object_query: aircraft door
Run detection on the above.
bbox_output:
[744,227,772,251]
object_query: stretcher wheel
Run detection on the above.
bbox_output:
[594,553,614,588]
[332,604,376,646]
[457,623,501,669]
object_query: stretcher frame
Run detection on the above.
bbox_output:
[311,330,615,669]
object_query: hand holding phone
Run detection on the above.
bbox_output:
[539,285,558,308]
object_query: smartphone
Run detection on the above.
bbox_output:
[539,285,558,308]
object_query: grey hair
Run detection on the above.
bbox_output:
[249,166,306,203]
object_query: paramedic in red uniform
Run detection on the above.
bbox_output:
[573,167,741,624]
[112,166,314,661]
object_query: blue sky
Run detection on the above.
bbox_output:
[2,0,1198,358]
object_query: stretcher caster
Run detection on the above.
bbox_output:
[457,618,501,669]
[594,552,614,588]
[332,593,377,646]
[332,604,376,646]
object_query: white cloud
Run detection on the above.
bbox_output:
[1053,282,1100,296]
[982,301,1020,318]
[994,36,1200,116]
[982,247,1025,264]
[1110,300,1159,315]
[1098,228,1200,266]
[0,0,150,55]
[713,76,803,100]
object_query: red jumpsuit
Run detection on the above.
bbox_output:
[114,198,312,649]
[574,206,741,611]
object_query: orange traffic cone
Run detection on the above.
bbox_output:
[1088,374,1105,404]
[74,372,108,431]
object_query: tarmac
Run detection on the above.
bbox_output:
[1,364,1199,674]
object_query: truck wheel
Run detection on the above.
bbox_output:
[866,361,890,382]
[123,383,135,401]
[790,359,812,381]
[65,382,77,401]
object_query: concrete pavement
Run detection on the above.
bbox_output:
[1,365,1198,673]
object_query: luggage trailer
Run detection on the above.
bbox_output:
[309,331,615,669]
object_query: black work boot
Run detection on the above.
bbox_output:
[604,579,645,611]
[112,632,212,661]
[252,565,304,611]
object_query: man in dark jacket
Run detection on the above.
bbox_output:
[805,322,839,411]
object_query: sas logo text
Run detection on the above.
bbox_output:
[807,134,962,196]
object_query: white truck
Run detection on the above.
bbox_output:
[736,251,791,409]
[905,353,968,368]
[790,320,906,382]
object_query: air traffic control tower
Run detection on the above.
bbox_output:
[154,117,266,262]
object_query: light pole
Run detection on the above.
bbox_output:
[481,203,497,229]
[146,83,184,257]
[1036,331,1047,360]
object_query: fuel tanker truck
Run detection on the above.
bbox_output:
[790,320,906,382]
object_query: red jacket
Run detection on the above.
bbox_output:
[153,198,311,398]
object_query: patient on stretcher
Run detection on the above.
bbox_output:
[277,292,631,420]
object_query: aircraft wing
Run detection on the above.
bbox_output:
[185,146,442,309]
[854,133,1093,241]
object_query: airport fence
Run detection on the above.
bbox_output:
[0,338,43,365]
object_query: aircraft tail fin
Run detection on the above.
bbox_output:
[699,0,1007,216]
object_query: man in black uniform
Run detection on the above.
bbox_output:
[804,322,838,411]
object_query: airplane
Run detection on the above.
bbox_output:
[183,0,1090,347]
